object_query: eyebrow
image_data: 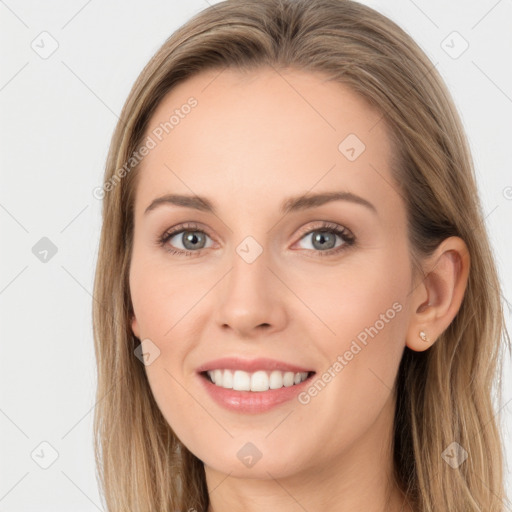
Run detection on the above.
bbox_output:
[144,191,377,216]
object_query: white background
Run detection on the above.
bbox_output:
[0,0,511,510]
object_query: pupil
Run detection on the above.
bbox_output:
[314,231,335,250]
[184,232,203,250]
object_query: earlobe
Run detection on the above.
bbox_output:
[406,236,470,352]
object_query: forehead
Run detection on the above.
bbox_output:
[134,67,399,218]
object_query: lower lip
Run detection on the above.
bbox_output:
[198,372,314,413]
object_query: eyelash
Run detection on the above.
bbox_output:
[156,221,356,258]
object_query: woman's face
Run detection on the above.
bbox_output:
[129,67,416,480]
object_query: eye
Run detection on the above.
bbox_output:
[294,221,356,257]
[157,222,214,256]
[156,221,356,257]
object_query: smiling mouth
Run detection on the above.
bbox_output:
[201,369,315,392]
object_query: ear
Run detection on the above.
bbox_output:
[131,314,141,340]
[406,236,470,352]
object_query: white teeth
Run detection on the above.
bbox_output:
[221,369,233,389]
[283,372,295,387]
[205,369,309,392]
[251,370,268,392]
[233,370,251,391]
[269,370,283,389]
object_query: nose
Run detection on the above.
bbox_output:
[214,243,288,339]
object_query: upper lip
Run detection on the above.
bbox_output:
[196,357,314,374]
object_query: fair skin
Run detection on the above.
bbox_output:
[129,67,469,512]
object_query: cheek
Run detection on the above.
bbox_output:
[302,246,411,390]
[129,254,206,394]
[129,253,207,339]
[297,248,409,338]
[129,262,203,443]
[290,259,409,455]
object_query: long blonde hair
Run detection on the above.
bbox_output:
[92,1,511,510]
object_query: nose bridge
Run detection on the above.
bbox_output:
[226,233,272,305]
[214,230,287,334]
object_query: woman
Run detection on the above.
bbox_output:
[92,0,510,510]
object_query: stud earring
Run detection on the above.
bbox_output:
[419,330,429,342]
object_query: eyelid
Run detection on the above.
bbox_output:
[161,221,211,239]
[294,220,352,238]
[158,221,216,247]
